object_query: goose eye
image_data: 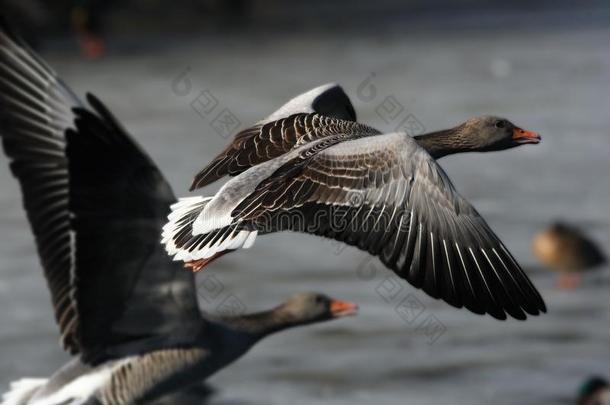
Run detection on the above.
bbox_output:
[494,120,506,129]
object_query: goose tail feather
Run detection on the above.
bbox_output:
[162,196,257,265]
[2,378,47,405]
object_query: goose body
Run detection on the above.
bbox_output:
[0,21,356,404]
[164,83,545,321]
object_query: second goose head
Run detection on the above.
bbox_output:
[414,116,540,159]
[221,292,358,339]
[277,292,359,326]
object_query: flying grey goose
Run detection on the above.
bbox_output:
[163,101,545,321]
[0,21,358,405]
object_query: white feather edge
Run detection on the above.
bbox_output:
[191,211,233,235]
[162,196,210,255]
[1,378,47,405]
[162,196,258,262]
[1,358,133,405]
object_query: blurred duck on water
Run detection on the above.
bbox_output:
[577,377,610,405]
[532,222,606,288]
[0,20,357,405]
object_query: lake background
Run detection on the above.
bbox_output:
[0,1,609,404]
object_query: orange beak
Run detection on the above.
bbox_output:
[330,300,359,318]
[512,127,541,144]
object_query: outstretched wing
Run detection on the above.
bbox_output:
[232,133,546,320]
[0,18,83,353]
[0,21,201,361]
[190,83,378,190]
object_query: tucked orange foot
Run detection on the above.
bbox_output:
[184,251,231,273]
[184,259,209,273]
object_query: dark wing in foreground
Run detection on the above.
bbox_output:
[190,82,378,191]
[67,95,202,363]
[0,18,82,353]
[233,133,546,320]
[0,21,201,361]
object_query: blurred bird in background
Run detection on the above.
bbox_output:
[69,0,108,59]
[532,222,606,289]
[577,376,610,405]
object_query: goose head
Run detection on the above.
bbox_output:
[219,292,358,338]
[414,115,540,158]
[278,292,359,325]
[461,115,541,151]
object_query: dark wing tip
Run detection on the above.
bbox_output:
[189,156,231,191]
[435,215,546,321]
[85,92,100,108]
[312,84,357,121]
[190,170,211,191]
[392,219,547,321]
[539,300,548,313]
[84,92,126,134]
[189,177,201,191]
